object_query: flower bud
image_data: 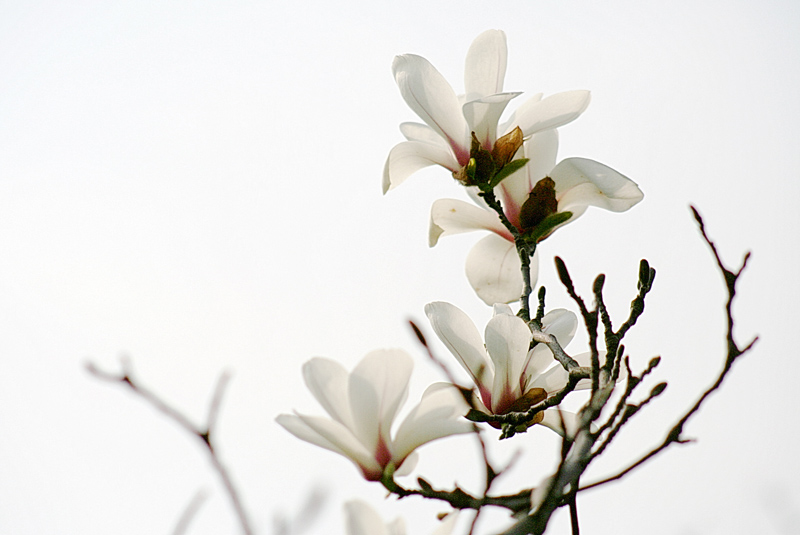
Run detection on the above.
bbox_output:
[491,126,523,168]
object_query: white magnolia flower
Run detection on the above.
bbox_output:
[345,500,458,535]
[429,130,644,305]
[276,349,473,481]
[426,301,598,436]
[384,29,591,193]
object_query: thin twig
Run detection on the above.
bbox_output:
[580,207,757,492]
[86,361,254,535]
[172,489,210,535]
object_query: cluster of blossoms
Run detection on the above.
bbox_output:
[278,29,644,533]
[385,29,643,304]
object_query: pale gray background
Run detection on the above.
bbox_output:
[1,1,798,534]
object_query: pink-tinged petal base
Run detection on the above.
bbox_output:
[425,302,493,389]
[429,198,513,247]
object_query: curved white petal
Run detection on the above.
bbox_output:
[393,54,469,163]
[495,129,559,225]
[276,413,342,455]
[399,122,450,146]
[529,365,569,395]
[541,309,578,348]
[462,92,520,149]
[393,383,473,461]
[508,90,592,137]
[520,345,552,388]
[493,303,514,317]
[302,357,354,431]
[425,302,492,387]
[383,141,459,193]
[551,158,644,214]
[499,92,542,134]
[432,512,460,535]
[344,500,392,535]
[464,29,507,101]
[485,313,532,407]
[465,234,538,305]
[539,409,580,438]
[394,451,419,478]
[289,413,381,475]
[349,350,413,451]
[429,198,511,247]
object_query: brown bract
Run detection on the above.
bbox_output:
[519,177,558,231]
[491,126,524,168]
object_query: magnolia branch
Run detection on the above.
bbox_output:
[503,207,755,534]
[580,207,757,492]
[86,359,254,535]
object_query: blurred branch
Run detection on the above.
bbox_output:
[86,359,253,535]
[172,489,210,535]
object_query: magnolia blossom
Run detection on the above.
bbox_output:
[429,130,644,304]
[426,301,599,436]
[276,349,473,481]
[384,29,591,193]
[345,500,458,535]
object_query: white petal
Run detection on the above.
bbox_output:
[283,413,381,475]
[393,54,470,163]
[393,383,473,461]
[399,122,449,145]
[383,141,459,193]
[394,451,419,478]
[499,92,542,134]
[462,92,520,149]
[432,512,460,535]
[541,309,578,348]
[387,519,406,535]
[301,358,355,430]
[464,29,507,101]
[529,365,569,395]
[507,90,591,137]
[495,130,559,227]
[485,313,532,407]
[465,234,536,305]
[492,303,514,316]
[539,409,580,438]
[520,345,553,388]
[429,198,511,247]
[344,500,391,535]
[349,350,413,452]
[425,302,493,387]
[551,157,644,214]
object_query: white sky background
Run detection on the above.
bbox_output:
[1,1,799,534]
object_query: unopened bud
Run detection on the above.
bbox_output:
[519,177,558,231]
[492,126,523,167]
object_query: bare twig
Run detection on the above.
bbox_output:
[86,360,254,535]
[580,207,757,492]
[172,489,210,535]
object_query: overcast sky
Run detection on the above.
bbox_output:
[1,1,799,534]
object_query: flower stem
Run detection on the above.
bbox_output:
[478,189,537,315]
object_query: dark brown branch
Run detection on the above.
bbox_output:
[580,207,757,493]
